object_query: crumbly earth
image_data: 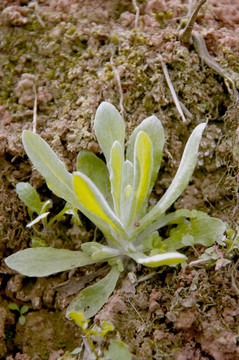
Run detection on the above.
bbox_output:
[0,0,239,359]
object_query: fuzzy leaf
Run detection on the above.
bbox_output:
[40,199,52,214]
[127,131,153,226]
[136,252,187,267]
[105,340,132,360]
[73,172,126,240]
[66,267,120,319]
[21,305,29,314]
[134,209,191,245]
[18,316,26,326]
[134,131,153,214]
[22,131,79,206]
[5,248,95,277]
[121,160,134,191]
[163,213,226,250]
[8,303,20,311]
[26,212,49,228]
[16,182,43,214]
[141,232,163,250]
[81,242,121,260]
[76,150,111,203]
[109,141,124,216]
[94,102,125,163]
[139,123,206,229]
[126,115,164,191]
[120,160,134,224]
[23,132,117,238]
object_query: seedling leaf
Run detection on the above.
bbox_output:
[21,305,29,314]
[19,315,26,326]
[8,303,20,311]
[164,213,226,250]
[66,266,120,319]
[26,212,49,228]
[16,182,43,214]
[105,339,132,360]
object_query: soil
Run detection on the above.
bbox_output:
[0,0,239,359]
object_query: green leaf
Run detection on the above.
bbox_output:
[40,199,52,215]
[126,131,153,228]
[8,303,20,311]
[163,213,226,250]
[182,235,195,247]
[76,150,111,203]
[18,315,26,326]
[141,232,163,250]
[109,141,124,216]
[133,251,187,267]
[139,123,206,229]
[73,171,127,244]
[120,160,134,225]
[121,160,134,192]
[64,207,82,226]
[23,131,118,241]
[26,212,49,228]
[134,209,191,244]
[100,320,115,336]
[21,305,29,314]
[126,115,164,191]
[16,182,43,214]
[81,242,121,260]
[5,248,95,277]
[133,131,153,215]
[94,102,125,164]
[105,340,132,360]
[31,238,47,247]
[22,131,79,208]
[66,267,120,319]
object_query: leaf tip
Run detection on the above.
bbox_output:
[138,252,187,267]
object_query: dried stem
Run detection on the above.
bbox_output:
[179,0,207,44]
[110,48,124,116]
[158,55,187,123]
[32,82,37,133]
[132,0,140,29]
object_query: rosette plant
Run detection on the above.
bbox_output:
[5,102,226,318]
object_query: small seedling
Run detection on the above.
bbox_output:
[8,303,29,325]
[61,311,132,360]
[5,102,226,319]
[16,182,82,247]
[225,225,239,253]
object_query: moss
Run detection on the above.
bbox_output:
[154,10,173,28]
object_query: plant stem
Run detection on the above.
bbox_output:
[179,0,207,44]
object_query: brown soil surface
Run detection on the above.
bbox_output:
[0,0,239,359]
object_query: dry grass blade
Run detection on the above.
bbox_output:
[132,0,140,29]
[158,55,187,123]
[32,82,37,133]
